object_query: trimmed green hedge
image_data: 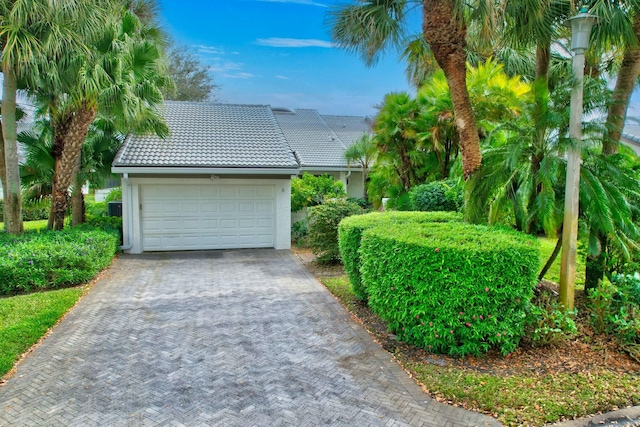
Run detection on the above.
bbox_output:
[0,227,118,295]
[338,211,462,300]
[308,199,363,264]
[360,222,539,356]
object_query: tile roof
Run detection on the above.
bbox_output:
[321,114,373,148]
[273,109,350,168]
[622,121,640,155]
[113,102,298,169]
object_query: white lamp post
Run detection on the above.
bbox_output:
[559,6,597,311]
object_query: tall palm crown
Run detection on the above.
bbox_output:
[328,0,483,178]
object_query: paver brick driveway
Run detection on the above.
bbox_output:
[0,250,500,427]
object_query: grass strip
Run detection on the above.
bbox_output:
[0,288,84,377]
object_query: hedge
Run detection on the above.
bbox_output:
[338,211,462,300]
[360,222,539,356]
[0,227,119,295]
[307,199,363,264]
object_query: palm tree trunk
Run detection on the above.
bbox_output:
[0,123,7,227]
[52,102,97,230]
[423,0,481,179]
[71,156,86,226]
[602,15,640,155]
[1,65,24,235]
[538,236,562,281]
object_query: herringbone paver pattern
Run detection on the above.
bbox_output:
[0,250,501,427]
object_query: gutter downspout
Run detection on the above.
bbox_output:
[119,173,134,251]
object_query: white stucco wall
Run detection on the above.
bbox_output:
[120,176,291,254]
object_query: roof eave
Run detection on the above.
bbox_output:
[112,166,300,175]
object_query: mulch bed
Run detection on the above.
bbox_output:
[293,247,640,377]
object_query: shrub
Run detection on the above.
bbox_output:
[0,227,118,295]
[105,187,122,202]
[0,198,51,222]
[291,173,345,212]
[409,180,463,212]
[338,211,462,300]
[307,199,362,264]
[590,274,640,360]
[291,219,309,244]
[524,290,577,347]
[360,222,539,356]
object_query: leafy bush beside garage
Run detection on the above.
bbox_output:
[307,199,363,264]
[359,222,539,356]
[338,211,462,300]
[0,228,119,295]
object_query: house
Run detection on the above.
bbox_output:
[111,101,372,254]
[622,119,640,156]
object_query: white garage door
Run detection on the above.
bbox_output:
[141,184,276,251]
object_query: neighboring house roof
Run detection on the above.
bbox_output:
[273,109,349,169]
[321,114,373,149]
[622,119,640,156]
[113,101,299,172]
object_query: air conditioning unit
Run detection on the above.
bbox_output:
[107,201,123,217]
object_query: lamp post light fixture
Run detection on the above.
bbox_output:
[559,6,597,311]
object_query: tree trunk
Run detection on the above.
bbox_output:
[602,15,640,155]
[585,233,607,293]
[51,101,97,230]
[422,0,481,179]
[0,123,7,228]
[1,65,23,235]
[71,155,85,226]
[538,236,562,281]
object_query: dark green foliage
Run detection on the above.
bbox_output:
[338,211,462,300]
[0,198,51,222]
[409,180,463,212]
[291,173,346,212]
[523,290,577,347]
[590,274,640,357]
[104,187,122,202]
[0,228,118,295]
[359,222,539,356]
[291,219,309,243]
[307,199,363,264]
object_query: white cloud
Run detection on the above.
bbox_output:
[207,61,244,73]
[195,45,225,55]
[254,0,327,7]
[275,75,291,80]
[255,38,334,48]
[222,72,256,79]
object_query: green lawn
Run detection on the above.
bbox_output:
[0,288,84,377]
[538,237,586,288]
[0,219,48,231]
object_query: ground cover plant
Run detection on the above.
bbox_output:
[0,288,84,378]
[0,227,118,295]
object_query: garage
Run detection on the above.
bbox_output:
[111,102,300,254]
[141,183,276,251]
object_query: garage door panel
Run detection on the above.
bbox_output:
[141,184,276,251]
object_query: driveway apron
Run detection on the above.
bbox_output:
[0,250,500,427]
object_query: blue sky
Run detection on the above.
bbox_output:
[156,0,415,116]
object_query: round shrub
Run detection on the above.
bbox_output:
[409,180,463,212]
[338,211,463,300]
[307,199,362,264]
[360,222,539,356]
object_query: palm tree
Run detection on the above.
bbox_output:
[344,134,377,200]
[328,0,483,178]
[30,0,169,230]
[0,0,102,234]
